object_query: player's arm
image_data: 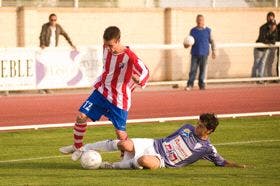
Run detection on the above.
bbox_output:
[132,75,140,84]
[223,160,246,168]
[203,145,246,168]
[131,57,149,88]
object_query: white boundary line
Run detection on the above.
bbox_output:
[147,77,280,86]
[0,155,67,163]
[214,139,280,146]
[0,111,280,131]
[0,139,279,163]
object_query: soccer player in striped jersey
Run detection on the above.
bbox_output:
[80,113,246,169]
[59,26,149,160]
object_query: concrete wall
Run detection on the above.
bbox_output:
[20,8,165,46]
[0,7,279,81]
[0,8,18,47]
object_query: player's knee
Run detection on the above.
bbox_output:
[137,156,151,169]
[76,113,87,123]
[117,139,134,152]
[137,156,160,170]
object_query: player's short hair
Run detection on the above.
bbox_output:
[49,13,57,20]
[103,26,121,41]
[199,113,219,132]
[267,11,275,18]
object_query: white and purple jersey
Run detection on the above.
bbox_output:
[154,124,226,168]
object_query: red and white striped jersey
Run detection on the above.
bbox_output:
[93,47,149,111]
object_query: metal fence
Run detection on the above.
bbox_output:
[0,0,279,8]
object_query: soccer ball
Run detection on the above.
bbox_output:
[183,35,195,46]
[80,150,102,169]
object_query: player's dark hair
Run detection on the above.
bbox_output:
[49,13,57,20]
[267,11,275,18]
[103,26,121,41]
[199,113,219,132]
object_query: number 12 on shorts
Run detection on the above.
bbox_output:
[83,101,93,111]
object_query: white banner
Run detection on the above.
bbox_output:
[0,48,36,91]
[36,47,103,89]
[0,47,103,91]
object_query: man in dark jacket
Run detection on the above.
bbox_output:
[38,13,76,94]
[276,22,280,77]
[252,12,277,80]
[39,13,75,49]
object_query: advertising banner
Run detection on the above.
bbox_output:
[0,47,103,91]
[36,47,103,89]
[0,48,36,91]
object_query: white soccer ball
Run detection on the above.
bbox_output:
[183,35,195,46]
[80,150,102,169]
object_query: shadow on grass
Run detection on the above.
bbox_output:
[0,160,217,171]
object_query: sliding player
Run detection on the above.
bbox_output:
[59,26,149,160]
[79,113,246,169]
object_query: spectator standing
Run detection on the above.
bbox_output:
[39,13,75,49]
[252,12,277,81]
[276,22,280,78]
[264,12,278,78]
[184,14,216,91]
[39,13,76,94]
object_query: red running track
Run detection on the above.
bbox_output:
[0,85,280,127]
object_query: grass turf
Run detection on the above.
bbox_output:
[0,116,279,186]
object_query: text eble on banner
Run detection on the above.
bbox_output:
[0,48,36,91]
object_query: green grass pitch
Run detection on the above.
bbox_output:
[0,116,279,186]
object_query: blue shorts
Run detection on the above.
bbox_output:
[79,90,128,131]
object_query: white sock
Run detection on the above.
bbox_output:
[84,140,119,152]
[112,159,134,169]
[112,158,143,169]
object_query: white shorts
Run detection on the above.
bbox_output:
[123,138,165,169]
